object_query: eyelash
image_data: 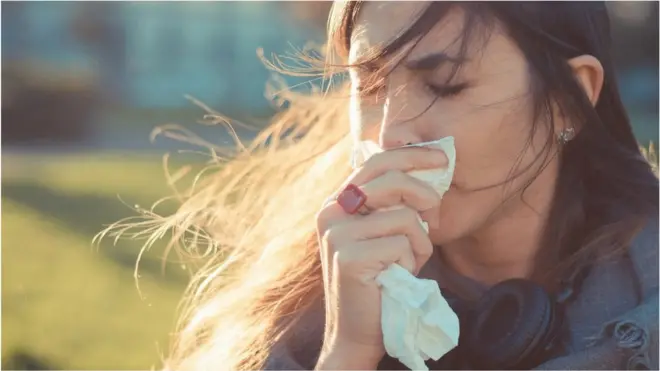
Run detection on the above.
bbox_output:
[356,79,468,99]
[424,82,468,98]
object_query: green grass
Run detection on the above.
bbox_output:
[2,152,202,370]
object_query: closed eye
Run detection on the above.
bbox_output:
[425,82,469,98]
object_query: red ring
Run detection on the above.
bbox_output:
[336,183,368,215]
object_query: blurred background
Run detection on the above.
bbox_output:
[2,2,657,370]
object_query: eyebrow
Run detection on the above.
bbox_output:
[404,52,465,71]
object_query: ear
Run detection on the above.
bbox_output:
[567,55,604,106]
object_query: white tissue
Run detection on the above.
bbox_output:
[376,265,461,371]
[353,137,460,370]
[354,137,456,232]
[355,137,456,198]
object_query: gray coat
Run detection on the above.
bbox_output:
[264,220,658,370]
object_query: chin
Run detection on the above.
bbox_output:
[429,199,480,246]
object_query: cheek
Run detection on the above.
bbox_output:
[349,94,384,143]
[446,62,535,181]
[448,95,544,192]
[349,93,363,144]
[429,117,552,244]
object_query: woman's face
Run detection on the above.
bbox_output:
[349,3,562,245]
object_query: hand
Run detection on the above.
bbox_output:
[315,146,448,369]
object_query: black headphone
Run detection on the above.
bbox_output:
[438,278,566,370]
[377,268,589,370]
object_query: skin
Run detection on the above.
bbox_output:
[315,3,604,369]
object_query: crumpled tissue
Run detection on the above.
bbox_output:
[353,137,456,233]
[353,137,460,370]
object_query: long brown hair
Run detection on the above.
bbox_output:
[99,2,658,370]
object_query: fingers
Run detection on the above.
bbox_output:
[359,170,442,214]
[321,146,447,224]
[333,235,417,277]
[321,207,434,275]
[347,147,448,190]
[317,171,442,234]
[316,146,447,280]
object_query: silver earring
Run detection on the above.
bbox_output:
[558,127,575,145]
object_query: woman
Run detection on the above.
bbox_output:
[106,2,658,370]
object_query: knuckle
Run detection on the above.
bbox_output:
[359,153,380,172]
[427,193,442,209]
[333,247,359,269]
[418,242,433,258]
[316,203,343,232]
[363,152,396,175]
[316,203,334,225]
[321,227,340,249]
[364,150,385,166]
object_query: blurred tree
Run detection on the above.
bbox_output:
[1,350,59,370]
[608,2,659,69]
[71,2,126,104]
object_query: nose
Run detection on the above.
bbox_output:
[379,90,424,150]
[380,126,420,150]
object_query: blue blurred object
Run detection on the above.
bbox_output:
[3,2,324,110]
[1,2,656,147]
